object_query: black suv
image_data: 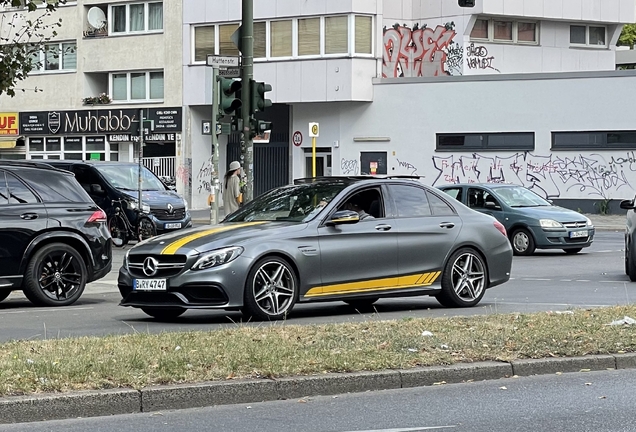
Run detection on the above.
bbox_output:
[0,161,112,306]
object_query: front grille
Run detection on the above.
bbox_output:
[128,254,188,278]
[152,207,186,220]
[563,221,588,229]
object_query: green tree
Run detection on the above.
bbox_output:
[618,23,636,49]
[0,0,65,97]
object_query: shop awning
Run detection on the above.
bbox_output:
[0,137,17,149]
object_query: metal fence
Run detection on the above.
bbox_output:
[142,156,176,179]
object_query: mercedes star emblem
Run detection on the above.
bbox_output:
[143,257,159,277]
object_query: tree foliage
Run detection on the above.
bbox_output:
[618,23,636,49]
[0,0,65,97]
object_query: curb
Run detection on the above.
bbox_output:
[2,353,635,424]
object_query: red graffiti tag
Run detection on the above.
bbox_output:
[383,24,457,78]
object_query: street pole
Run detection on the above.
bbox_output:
[138,108,144,206]
[312,136,316,177]
[240,0,254,202]
[210,66,220,225]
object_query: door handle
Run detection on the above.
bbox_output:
[20,213,38,220]
[439,222,455,229]
[375,224,392,231]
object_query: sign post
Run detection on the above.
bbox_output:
[210,66,220,225]
[308,122,319,177]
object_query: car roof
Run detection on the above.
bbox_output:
[0,160,73,175]
[438,183,522,189]
[293,175,422,186]
[44,160,138,167]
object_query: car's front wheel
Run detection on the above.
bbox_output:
[0,291,11,303]
[22,243,88,307]
[243,256,298,320]
[511,228,536,255]
[141,307,186,320]
[436,248,487,308]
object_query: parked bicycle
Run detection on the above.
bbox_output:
[108,198,156,247]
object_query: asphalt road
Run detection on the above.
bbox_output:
[2,368,635,432]
[0,231,632,342]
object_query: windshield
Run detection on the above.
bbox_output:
[495,186,551,207]
[225,183,348,223]
[96,165,166,191]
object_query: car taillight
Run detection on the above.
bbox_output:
[87,209,107,223]
[493,220,507,237]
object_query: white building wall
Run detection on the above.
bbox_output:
[292,71,636,201]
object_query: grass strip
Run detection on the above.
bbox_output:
[1,305,636,397]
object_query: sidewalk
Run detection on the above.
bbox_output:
[190,208,626,231]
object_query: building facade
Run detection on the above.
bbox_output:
[0,0,182,178]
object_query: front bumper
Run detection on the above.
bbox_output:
[529,225,595,250]
[118,255,252,309]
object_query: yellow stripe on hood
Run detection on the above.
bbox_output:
[161,222,267,255]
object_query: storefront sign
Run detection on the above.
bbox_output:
[0,113,19,136]
[19,108,182,142]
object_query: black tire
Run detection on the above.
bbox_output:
[141,307,186,320]
[0,291,11,303]
[243,256,298,321]
[436,247,487,308]
[627,245,636,282]
[511,228,536,256]
[344,298,379,310]
[109,215,129,247]
[22,243,88,307]
[563,248,582,255]
[137,216,156,242]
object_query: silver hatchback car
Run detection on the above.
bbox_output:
[118,177,513,320]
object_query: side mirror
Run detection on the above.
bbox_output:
[91,184,106,195]
[620,199,635,210]
[327,210,360,225]
[484,201,500,210]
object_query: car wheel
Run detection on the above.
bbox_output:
[511,228,536,256]
[137,216,156,242]
[563,248,582,255]
[243,256,298,321]
[344,298,379,310]
[436,248,487,308]
[141,307,186,320]
[109,215,128,247]
[627,245,636,282]
[0,291,10,303]
[22,243,87,307]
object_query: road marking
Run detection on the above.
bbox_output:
[0,307,95,315]
[575,280,591,282]
[522,278,551,281]
[488,302,610,307]
[339,427,457,432]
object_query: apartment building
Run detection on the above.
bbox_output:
[0,0,182,179]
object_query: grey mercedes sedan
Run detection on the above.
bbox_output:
[118,177,513,320]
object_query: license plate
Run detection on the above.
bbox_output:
[570,230,588,238]
[164,223,182,229]
[133,279,167,291]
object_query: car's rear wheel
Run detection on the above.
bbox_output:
[344,297,379,310]
[563,248,582,255]
[141,307,186,320]
[626,244,636,282]
[0,291,11,303]
[243,256,298,321]
[511,228,536,256]
[436,248,487,308]
[22,243,87,307]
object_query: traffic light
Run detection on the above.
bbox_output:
[217,77,242,120]
[249,79,272,114]
[458,0,475,6]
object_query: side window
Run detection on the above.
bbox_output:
[6,173,38,204]
[468,188,486,208]
[338,188,384,219]
[484,191,501,209]
[390,184,432,218]
[441,187,462,202]
[0,172,8,205]
[427,191,456,216]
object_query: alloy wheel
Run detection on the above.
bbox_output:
[251,261,296,317]
[37,251,83,301]
[450,252,486,301]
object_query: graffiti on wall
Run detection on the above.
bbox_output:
[341,158,359,175]
[382,23,462,78]
[432,152,636,199]
[465,43,499,73]
[396,158,419,176]
[195,156,215,207]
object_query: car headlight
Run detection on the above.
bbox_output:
[128,200,151,214]
[585,216,593,227]
[184,199,189,212]
[123,250,130,271]
[540,219,563,228]
[192,246,244,270]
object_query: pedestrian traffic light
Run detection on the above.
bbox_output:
[217,77,242,120]
[458,0,475,7]
[249,79,272,114]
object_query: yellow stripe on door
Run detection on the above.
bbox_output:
[160,222,266,255]
[305,271,441,298]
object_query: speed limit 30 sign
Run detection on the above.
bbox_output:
[292,131,303,146]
